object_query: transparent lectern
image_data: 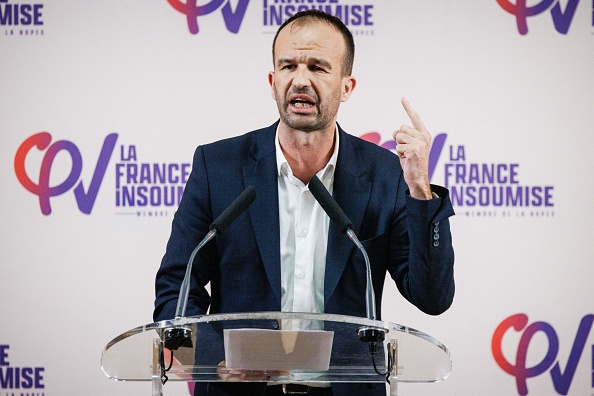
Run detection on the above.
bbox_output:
[101,312,451,395]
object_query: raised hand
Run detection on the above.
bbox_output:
[393,97,433,200]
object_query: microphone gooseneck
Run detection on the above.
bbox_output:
[165,186,256,351]
[308,176,385,344]
[308,174,388,381]
[175,185,256,320]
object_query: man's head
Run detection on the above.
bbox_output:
[269,11,357,133]
[272,10,355,76]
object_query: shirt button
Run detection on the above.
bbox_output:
[298,229,308,238]
[296,273,305,279]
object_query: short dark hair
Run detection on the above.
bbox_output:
[272,10,355,76]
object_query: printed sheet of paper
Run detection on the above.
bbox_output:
[223,329,334,371]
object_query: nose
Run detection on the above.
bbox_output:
[292,65,312,89]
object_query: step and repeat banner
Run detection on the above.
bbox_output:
[1,1,593,395]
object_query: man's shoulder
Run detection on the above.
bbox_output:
[201,122,277,153]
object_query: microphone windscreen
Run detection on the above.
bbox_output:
[210,185,256,234]
[308,175,352,233]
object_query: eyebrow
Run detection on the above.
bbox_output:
[276,56,333,70]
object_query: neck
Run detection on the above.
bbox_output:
[278,123,336,184]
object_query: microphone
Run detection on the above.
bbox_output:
[308,175,385,343]
[164,185,256,350]
[210,185,257,234]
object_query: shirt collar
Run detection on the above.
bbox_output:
[275,125,340,183]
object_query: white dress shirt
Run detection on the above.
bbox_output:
[275,128,339,330]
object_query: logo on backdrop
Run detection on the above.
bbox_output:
[441,136,555,217]
[0,344,45,391]
[492,313,594,395]
[168,0,250,34]
[496,0,581,35]
[14,132,118,216]
[169,0,375,36]
[14,133,190,216]
[0,0,45,36]
[115,144,190,216]
[263,0,375,35]
[361,131,555,217]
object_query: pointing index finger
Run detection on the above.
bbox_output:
[401,97,427,132]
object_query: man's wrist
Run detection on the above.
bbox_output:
[408,182,433,200]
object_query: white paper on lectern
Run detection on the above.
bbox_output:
[223,329,334,371]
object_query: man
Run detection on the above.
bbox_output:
[154,9,455,396]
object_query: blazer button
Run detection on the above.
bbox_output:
[433,233,440,240]
[433,240,440,247]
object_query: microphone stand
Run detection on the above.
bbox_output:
[307,175,391,380]
[163,229,217,351]
[306,176,385,343]
[162,186,256,351]
[346,229,385,343]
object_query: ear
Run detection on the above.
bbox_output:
[268,71,277,100]
[340,75,357,102]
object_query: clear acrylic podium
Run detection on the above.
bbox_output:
[101,312,451,395]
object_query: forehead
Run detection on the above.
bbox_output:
[274,20,346,63]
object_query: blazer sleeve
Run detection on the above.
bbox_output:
[388,177,455,315]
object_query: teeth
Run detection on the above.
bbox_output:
[292,100,314,108]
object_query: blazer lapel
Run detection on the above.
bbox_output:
[241,124,372,308]
[324,128,372,305]
[243,124,282,305]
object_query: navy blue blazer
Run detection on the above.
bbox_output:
[154,122,455,395]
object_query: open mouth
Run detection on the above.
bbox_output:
[288,92,317,110]
[290,98,316,109]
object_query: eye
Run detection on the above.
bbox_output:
[309,65,327,72]
[281,64,296,70]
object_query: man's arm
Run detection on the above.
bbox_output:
[388,99,455,314]
[389,182,455,315]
